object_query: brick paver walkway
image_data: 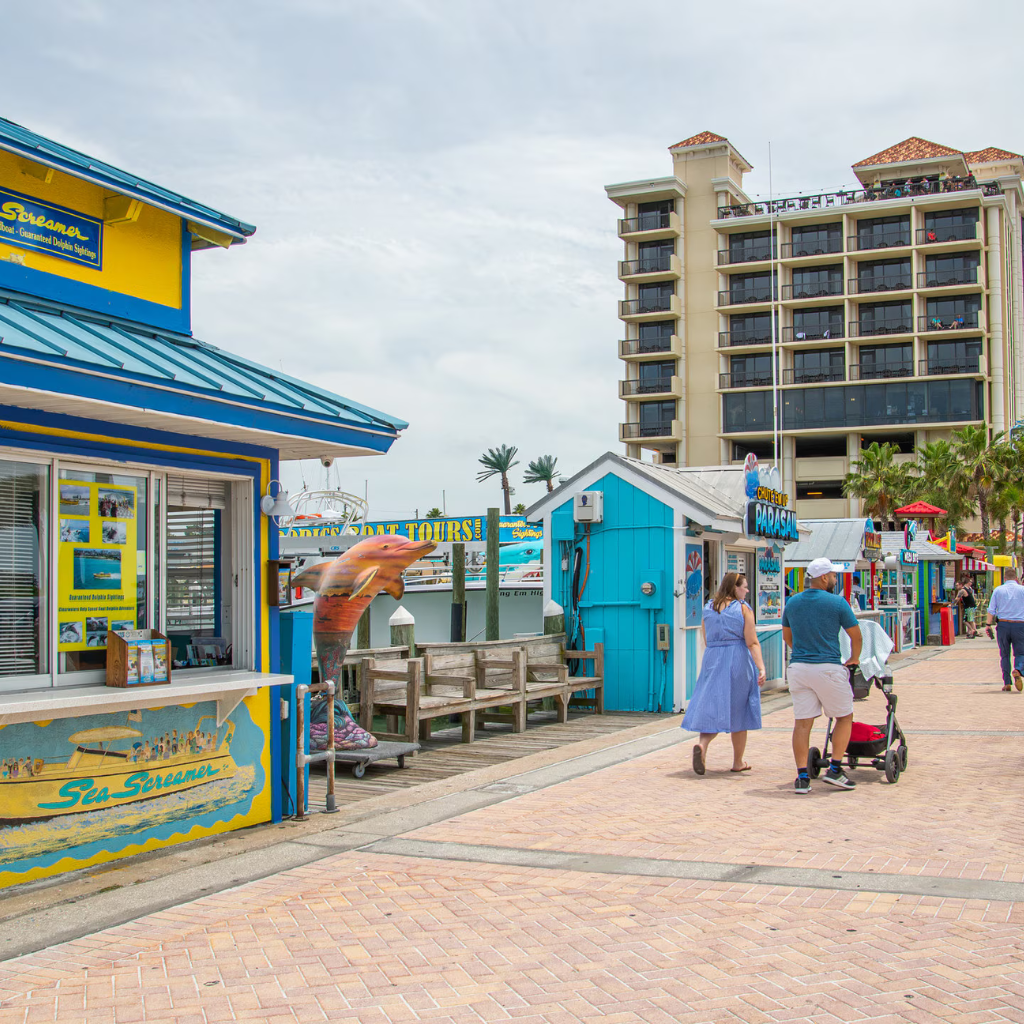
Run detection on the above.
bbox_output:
[1,642,1021,1023]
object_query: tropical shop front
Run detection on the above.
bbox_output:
[0,119,405,888]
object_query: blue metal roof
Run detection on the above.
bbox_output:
[0,117,256,243]
[0,296,407,454]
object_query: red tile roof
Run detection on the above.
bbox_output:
[670,131,727,150]
[853,137,963,168]
[964,147,1023,164]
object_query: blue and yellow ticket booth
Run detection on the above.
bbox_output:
[0,118,407,888]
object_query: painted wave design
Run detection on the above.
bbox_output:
[0,767,256,867]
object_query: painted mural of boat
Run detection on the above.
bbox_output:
[0,716,237,824]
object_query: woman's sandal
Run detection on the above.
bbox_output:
[692,744,706,775]
[730,763,752,772]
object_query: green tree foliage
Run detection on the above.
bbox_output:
[477,445,520,515]
[424,507,442,519]
[842,442,918,524]
[524,455,561,493]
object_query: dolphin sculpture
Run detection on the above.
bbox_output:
[291,534,437,687]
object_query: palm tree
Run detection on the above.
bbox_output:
[524,455,561,492]
[477,444,519,514]
[916,439,974,533]
[950,425,1005,544]
[513,503,527,515]
[842,442,919,525]
[424,507,442,519]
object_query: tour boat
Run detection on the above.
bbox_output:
[0,717,237,824]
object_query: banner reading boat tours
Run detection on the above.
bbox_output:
[281,514,543,545]
[0,186,103,268]
[57,481,138,652]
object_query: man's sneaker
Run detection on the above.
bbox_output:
[1013,669,1023,692]
[794,775,811,795]
[822,767,856,790]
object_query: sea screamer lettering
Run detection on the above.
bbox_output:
[0,202,92,240]
[36,764,220,810]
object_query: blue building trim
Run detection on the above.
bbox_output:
[0,265,189,334]
[0,358,397,453]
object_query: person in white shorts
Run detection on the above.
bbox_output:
[782,558,863,794]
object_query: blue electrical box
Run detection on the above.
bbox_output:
[551,507,576,542]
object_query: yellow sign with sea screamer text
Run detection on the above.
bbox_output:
[0,186,102,268]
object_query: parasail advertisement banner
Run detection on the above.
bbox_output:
[684,544,703,627]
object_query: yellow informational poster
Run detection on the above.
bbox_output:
[57,481,138,652]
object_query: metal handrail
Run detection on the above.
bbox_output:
[720,371,774,389]
[848,319,913,338]
[849,276,912,294]
[919,359,981,376]
[620,337,673,356]
[782,325,844,342]
[849,231,911,251]
[916,223,978,244]
[718,330,773,347]
[620,256,673,275]
[917,268,979,288]
[782,367,845,385]
[718,287,774,306]
[294,680,338,821]
[619,213,672,232]
[849,362,914,380]
[717,247,773,264]
[620,298,674,315]
[717,179,999,219]
[782,281,843,300]
[621,377,673,396]
[781,238,843,258]
[918,313,980,332]
[622,421,674,439]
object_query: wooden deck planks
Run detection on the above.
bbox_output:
[306,710,671,809]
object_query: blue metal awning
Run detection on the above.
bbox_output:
[0,297,406,459]
[0,117,255,245]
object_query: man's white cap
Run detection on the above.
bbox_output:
[806,557,840,579]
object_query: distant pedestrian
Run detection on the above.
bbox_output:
[955,574,978,638]
[782,558,862,794]
[986,567,1024,692]
[683,572,766,775]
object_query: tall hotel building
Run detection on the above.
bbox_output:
[607,134,1024,517]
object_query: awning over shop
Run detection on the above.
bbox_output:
[0,296,407,459]
[963,557,997,572]
[784,518,873,569]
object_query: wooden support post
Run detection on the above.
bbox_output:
[451,542,466,641]
[356,606,371,650]
[486,507,500,641]
[543,599,565,636]
[390,605,415,657]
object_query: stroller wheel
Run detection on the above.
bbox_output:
[884,749,901,784]
[847,756,859,769]
[898,745,908,771]
[808,746,822,779]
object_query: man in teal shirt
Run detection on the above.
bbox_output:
[782,558,862,794]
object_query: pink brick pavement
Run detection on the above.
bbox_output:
[0,642,1021,1024]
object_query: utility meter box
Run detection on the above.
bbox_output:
[573,491,604,523]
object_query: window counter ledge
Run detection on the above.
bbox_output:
[0,672,293,728]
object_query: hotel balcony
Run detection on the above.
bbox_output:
[618,253,682,282]
[916,223,979,245]
[717,245,773,266]
[918,357,985,377]
[718,329,774,348]
[620,419,683,443]
[847,318,913,339]
[781,281,843,302]
[620,376,683,400]
[848,275,912,295]
[782,367,845,385]
[917,312,981,333]
[716,284,775,308]
[849,361,914,381]
[619,294,682,321]
[847,230,912,253]
[781,325,844,343]
[718,370,775,390]
[780,238,843,259]
[620,335,682,360]
[917,267,980,290]
[618,210,681,240]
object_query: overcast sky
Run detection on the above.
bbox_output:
[9,1,1023,518]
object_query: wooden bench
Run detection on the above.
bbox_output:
[522,638,605,721]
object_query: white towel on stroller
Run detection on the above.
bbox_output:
[839,619,894,682]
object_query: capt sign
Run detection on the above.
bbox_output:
[742,453,799,543]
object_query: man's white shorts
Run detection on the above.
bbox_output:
[788,662,853,720]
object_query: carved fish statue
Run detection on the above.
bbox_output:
[291,534,437,688]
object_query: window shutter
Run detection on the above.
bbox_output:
[166,475,229,510]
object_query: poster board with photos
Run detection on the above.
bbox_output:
[106,629,171,688]
[57,480,138,653]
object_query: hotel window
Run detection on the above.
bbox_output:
[728,230,773,262]
[791,266,842,298]
[857,258,911,292]
[729,312,773,344]
[793,307,843,340]
[636,320,674,352]
[730,353,772,387]
[789,224,841,256]
[637,200,672,231]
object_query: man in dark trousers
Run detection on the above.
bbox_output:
[986,567,1024,692]
[783,558,863,794]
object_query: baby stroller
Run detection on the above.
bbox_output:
[807,620,909,784]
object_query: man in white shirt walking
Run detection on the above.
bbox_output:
[986,567,1024,692]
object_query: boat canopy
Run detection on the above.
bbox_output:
[68,727,143,743]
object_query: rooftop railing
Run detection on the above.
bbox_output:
[717,179,1000,219]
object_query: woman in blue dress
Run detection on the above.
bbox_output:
[683,572,766,774]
